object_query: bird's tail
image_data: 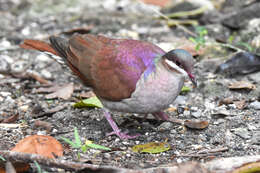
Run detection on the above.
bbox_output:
[20,36,68,65]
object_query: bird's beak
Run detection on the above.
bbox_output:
[188,73,197,88]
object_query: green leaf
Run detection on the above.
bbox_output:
[73,96,103,108]
[228,35,234,44]
[0,155,5,161]
[236,42,253,52]
[87,143,111,151]
[60,136,79,148]
[81,145,88,153]
[132,142,170,154]
[74,127,82,147]
[85,140,111,151]
[195,44,201,51]
[181,86,191,93]
[189,37,196,43]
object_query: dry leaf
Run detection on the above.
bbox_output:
[34,120,52,132]
[62,26,92,35]
[165,107,177,112]
[219,97,235,106]
[79,91,96,98]
[234,100,247,110]
[132,142,170,153]
[229,81,256,90]
[2,114,19,123]
[26,71,51,85]
[7,135,63,173]
[232,161,260,173]
[36,83,74,100]
[184,120,209,129]
[12,135,63,159]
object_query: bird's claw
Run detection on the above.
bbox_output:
[106,130,140,139]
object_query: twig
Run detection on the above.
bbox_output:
[216,42,245,52]
[0,151,124,172]
[167,19,198,27]
[136,0,197,37]
[166,6,208,18]
[177,147,229,157]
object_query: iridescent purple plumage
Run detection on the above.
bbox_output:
[113,39,165,89]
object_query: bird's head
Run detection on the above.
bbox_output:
[162,49,197,87]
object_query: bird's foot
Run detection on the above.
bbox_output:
[106,130,140,139]
[103,109,140,139]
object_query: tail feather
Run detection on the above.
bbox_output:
[20,39,58,55]
[49,36,69,59]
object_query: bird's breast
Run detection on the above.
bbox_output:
[101,63,185,113]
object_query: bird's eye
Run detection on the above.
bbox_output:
[176,61,181,66]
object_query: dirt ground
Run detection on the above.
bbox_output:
[0,0,260,172]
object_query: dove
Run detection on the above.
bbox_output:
[21,34,196,139]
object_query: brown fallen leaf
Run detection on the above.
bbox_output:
[234,100,247,110]
[165,107,177,112]
[26,71,51,85]
[231,161,260,173]
[34,120,52,133]
[0,161,30,173]
[7,135,63,173]
[229,81,256,90]
[184,120,209,130]
[62,26,93,35]
[218,97,235,106]
[32,104,68,118]
[79,91,96,98]
[36,83,74,100]
[12,135,63,159]
[2,113,19,123]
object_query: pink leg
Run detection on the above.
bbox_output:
[152,111,169,120]
[103,110,140,139]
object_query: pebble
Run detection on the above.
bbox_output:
[158,122,173,131]
[0,56,10,72]
[212,109,231,118]
[11,61,27,73]
[41,69,52,79]
[251,131,260,144]
[36,54,52,62]
[191,107,198,112]
[5,96,15,104]
[20,105,29,112]
[183,110,190,116]
[249,101,260,110]
[103,153,111,159]
[0,91,11,97]
[173,95,187,105]
[191,110,201,118]
[231,128,251,139]
[0,39,11,48]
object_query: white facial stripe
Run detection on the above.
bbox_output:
[165,59,188,76]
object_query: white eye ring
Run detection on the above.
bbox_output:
[165,59,188,76]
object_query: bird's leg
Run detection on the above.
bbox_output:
[103,110,140,139]
[152,111,169,120]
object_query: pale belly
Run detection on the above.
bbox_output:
[101,65,185,113]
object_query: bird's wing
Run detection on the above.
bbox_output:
[65,34,165,101]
